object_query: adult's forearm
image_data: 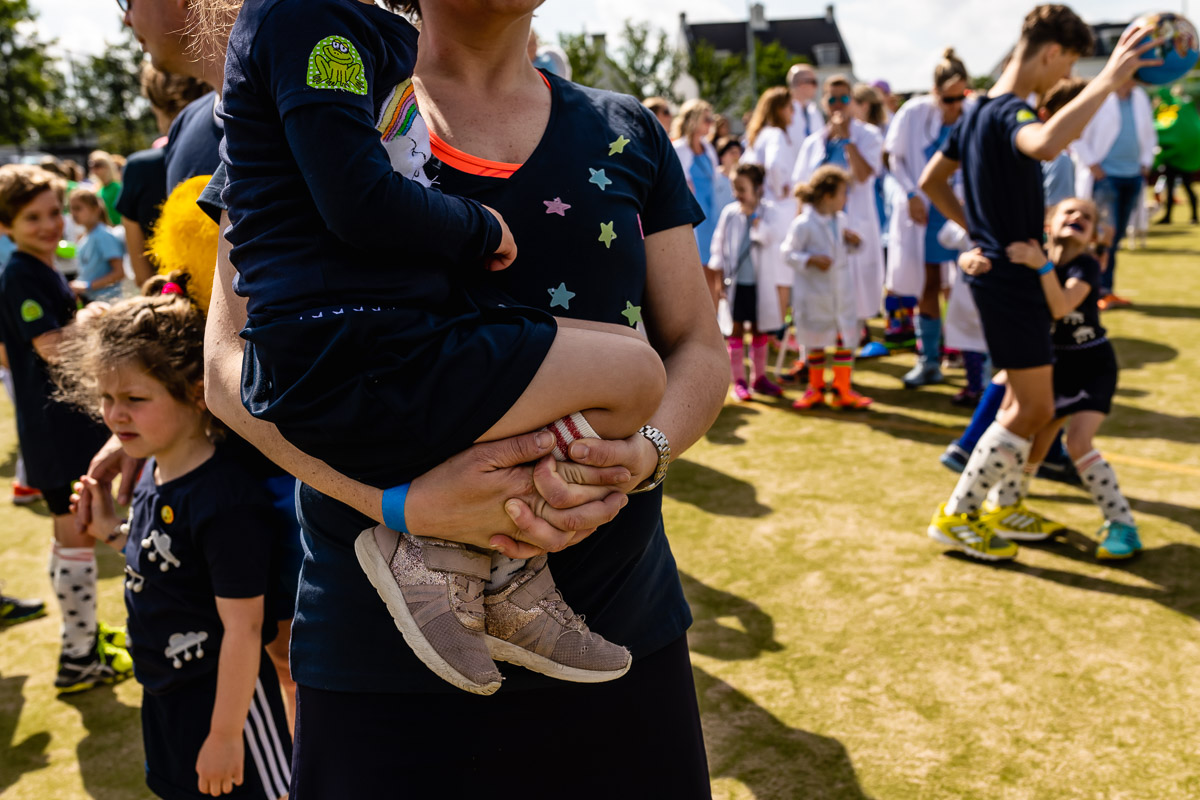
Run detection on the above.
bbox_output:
[647,336,727,464]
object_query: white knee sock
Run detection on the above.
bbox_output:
[52,545,98,658]
[487,412,598,591]
[946,423,1031,516]
[1075,450,1135,525]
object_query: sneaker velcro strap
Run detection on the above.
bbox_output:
[421,546,492,581]
[509,566,557,610]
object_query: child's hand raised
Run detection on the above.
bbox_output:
[958,248,992,276]
[71,475,120,542]
[1006,239,1047,268]
[843,229,861,248]
[483,205,517,272]
[808,255,833,271]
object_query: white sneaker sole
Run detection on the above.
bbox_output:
[485,635,631,684]
[354,531,501,696]
[991,526,1054,542]
[927,526,1015,562]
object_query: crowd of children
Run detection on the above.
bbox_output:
[0,2,1188,797]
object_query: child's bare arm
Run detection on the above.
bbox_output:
[196,596,263,797]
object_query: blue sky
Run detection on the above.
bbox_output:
[29,0,1177,91]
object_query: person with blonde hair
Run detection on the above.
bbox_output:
[672,99,722,291]
[87,150,122,225]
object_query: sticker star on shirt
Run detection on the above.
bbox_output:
[598,221,617,249]
[621,301,642,327]
[544,197,571,216]
[608,135,630,156]
[547,282,576,309]
[588,168,613,191]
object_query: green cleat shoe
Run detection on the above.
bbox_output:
[981,500,1065,542]
[0,593,47,626]
[98,620,127,649]
[927,504,1018,561]
[1096,520,1142,560]
[56,636,134,694]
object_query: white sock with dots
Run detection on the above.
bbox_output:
[487,412,598,591]
[52,545,98,658]
[1075,450,1135,525]
[946,423,1031,516]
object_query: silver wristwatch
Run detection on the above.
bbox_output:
[629,425,671,494]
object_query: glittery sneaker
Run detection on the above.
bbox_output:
[484,555,631,683]
[355,527,502,695]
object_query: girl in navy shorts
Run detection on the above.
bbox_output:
[64,274,291,800]
[219,0,660,694]
[1006,198,1141,559]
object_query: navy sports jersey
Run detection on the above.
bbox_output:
[1053,253,1107,350]
[942,93,1045,298]
[290,74,703,694]
[0,251,110,489]
[164,92,222,193]
[219,0,500,321]
[123,447,281,695]
[115,147,167,238]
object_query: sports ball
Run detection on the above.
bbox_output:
[1128,12,1199,85]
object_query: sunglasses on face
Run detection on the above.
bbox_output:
[115,0,129,13]
[827,94,851,105]
[941,95,966,104]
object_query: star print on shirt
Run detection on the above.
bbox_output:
[621,301,642,327]
[598,221,617,248]
[544,197,571,216]
[547,282,575,309]
[588,168,612,191]
[608,135,630,156]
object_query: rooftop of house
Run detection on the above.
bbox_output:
[680,6,853,68]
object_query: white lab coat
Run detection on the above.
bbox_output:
[1072,87,1156,199]
[781,208,858,348]
[787,99,826,159]
[882,94,973,296]
[791,119,886,320]
[672,138,719,193]
[708,200,788,332]
[742,125,800,288]
[937,220,987,353]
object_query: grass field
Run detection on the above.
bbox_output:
[1,223,1198,799]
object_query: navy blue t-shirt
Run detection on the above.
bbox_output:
[1053,253,1107,350]
[0,251,109,489]
[164,92,222,193]
[942,93,1044,299]
[219,0,501,322]
[123,447,281,695]
[115,147,168,238]
[290,74,703,693]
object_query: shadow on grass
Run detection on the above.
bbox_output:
[680,572,784,661]
[665,459,772,518]
[696,666,873,799]
[707,404,760,445]
[59,683,146,800]
[0,674,51,794]
[1034,491,1200,536]
[1104,402,1200,444]
[1110,336,1179,370]
[946,536,1200,623]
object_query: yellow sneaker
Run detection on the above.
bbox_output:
[927,504,1018,561]
[981,500,1064,542]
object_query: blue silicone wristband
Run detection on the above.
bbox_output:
[381,483,411,533]
[1038,261,1054,276]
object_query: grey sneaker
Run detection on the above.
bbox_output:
[484,555,631,683]
[355,527,502,695]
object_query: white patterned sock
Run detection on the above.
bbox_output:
[53,546,98,658]
[1075,450,1135,525]
[946,423,1031,516]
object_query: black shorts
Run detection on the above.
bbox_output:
[40,484,74,516]
[290,635,711,799]
[969,280,1053,370]
[731,283,758,325]
[1053,342,1118,418]
[141,656,292,800]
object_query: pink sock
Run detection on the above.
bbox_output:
[750,334,770,382]
[728,336,745,384]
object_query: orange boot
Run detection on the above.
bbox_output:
[792,351,827,410]
[829,349,872,410]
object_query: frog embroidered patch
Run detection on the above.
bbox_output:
[307,35,367,95]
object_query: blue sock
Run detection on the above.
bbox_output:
[957,379,1005,452]
[884,295,902,314]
